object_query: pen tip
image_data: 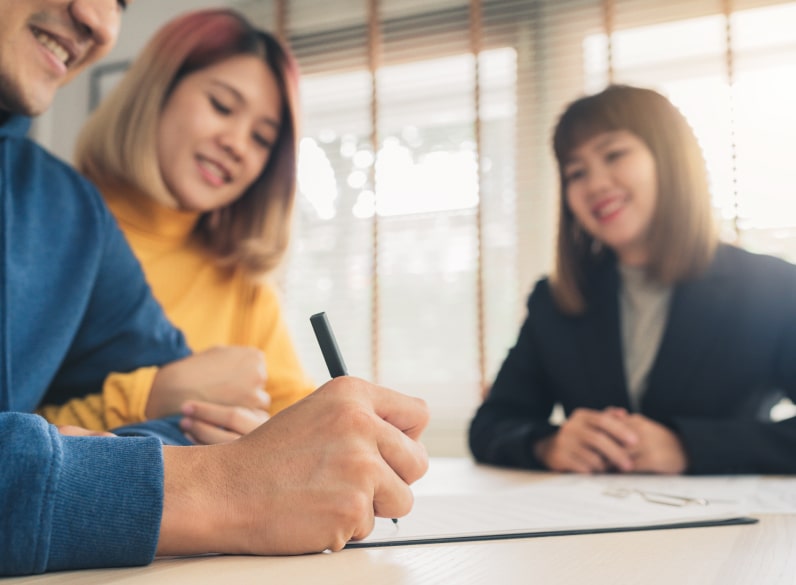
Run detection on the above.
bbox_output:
[392,518,399,525]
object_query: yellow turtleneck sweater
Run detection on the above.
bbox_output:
[39,186,315,430]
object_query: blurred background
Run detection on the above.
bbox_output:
[35,0,796,456]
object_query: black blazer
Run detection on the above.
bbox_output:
[469,245,796,474]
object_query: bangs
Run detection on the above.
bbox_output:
[553,91,626,164]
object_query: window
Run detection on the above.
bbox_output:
[232,0,796,452]
[284,43,522,455]
[584,2,796,262]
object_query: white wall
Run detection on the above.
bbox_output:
[37,0,244,161]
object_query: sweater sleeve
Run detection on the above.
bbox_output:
[468,283,558,468]
[0,413,163,576]
[252,284,316,415]
[40,190,190,410]
[36,368,159,431]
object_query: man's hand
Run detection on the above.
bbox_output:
[158,377,429,556]
[146,346,270,419]
[533,407,638,473]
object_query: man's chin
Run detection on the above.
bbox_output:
[0,83,57,118]
[20,92,57,117]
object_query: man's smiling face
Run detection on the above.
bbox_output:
[0,0,129,116]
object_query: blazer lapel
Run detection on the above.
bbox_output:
[643,248,734,414]
[575,264,631,410]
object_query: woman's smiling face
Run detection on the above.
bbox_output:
[156,53,283,212]
[563,129,659,266]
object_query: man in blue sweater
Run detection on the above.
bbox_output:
[0,0,429,576]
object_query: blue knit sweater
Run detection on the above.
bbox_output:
[0,115,190,575]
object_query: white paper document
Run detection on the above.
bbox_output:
[350,477,755,548]
[546,475,796,514]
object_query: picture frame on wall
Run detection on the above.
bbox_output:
[88,60,130,112]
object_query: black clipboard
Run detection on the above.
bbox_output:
[346,516,758,549]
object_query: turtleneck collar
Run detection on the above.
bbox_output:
[102,183,202,244]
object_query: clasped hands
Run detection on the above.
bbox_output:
[147,346,273,444]
[533,407,688,474]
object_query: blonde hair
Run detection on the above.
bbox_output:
[76,9,301,280]
[549,85,717,315]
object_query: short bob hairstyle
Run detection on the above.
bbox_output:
[550,84,717,315]
[76,9,301,280]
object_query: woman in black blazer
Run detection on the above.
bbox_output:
[469,85,796,474]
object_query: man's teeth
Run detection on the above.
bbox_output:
[35,32,69,65]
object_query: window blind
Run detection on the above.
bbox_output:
[235,0,796,454]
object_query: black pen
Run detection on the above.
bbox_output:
[310,312,399,526]
[310,311,348,377]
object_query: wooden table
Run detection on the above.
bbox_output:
[10,459,796,585]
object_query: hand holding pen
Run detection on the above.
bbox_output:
[311,312,401,526]
[162,360,429,556]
